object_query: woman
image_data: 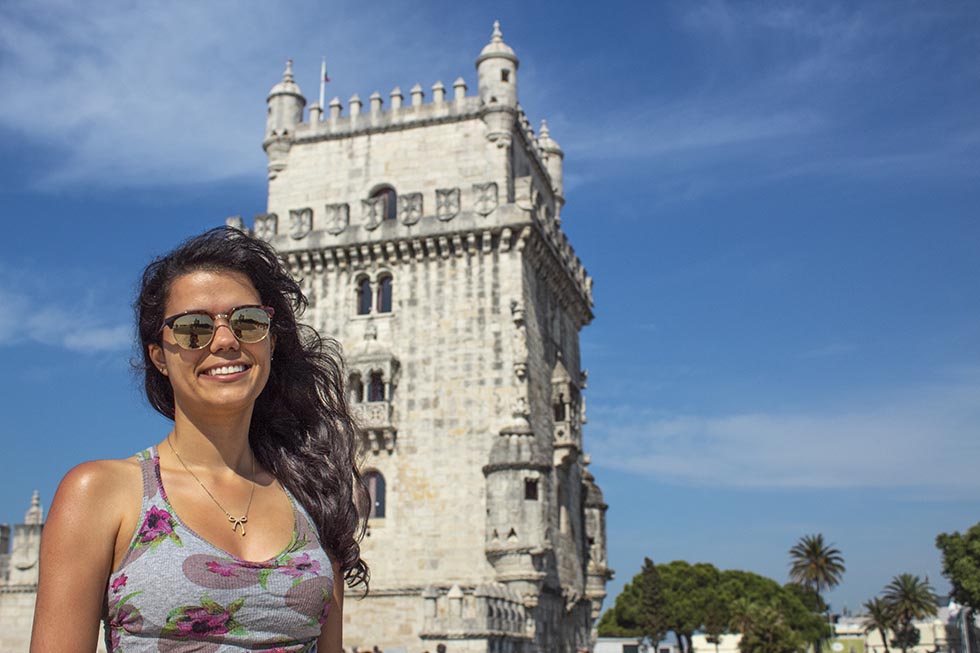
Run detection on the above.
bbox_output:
[32,227,368,652]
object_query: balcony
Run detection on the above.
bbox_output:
[351,401,396,453]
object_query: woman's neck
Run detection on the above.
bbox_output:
[168,405,255,475]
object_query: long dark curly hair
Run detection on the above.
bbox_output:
[135,226,369,589]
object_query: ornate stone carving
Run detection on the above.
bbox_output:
[253,213,278,240]
[225,215,246,232]
[324,203,350,235]
[473,182,498,215]
[398,193,423,226]
[510,300,528,381]
[436,188,461,221]
[288,208,313,239]
[362,197,383,231]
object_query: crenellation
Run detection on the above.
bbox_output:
[328,96,342,121]
[411,83,424,107]
[432,80,446,104]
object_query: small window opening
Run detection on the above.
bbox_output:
[554,396,566,422]
[501,69,510,83]
[524,479,538,501]
[348,374,364,404]
[377,275,393,313]
[356,277,372,315]
[368,372,385,402]
[370,186,397,222]
[365,471,386,519]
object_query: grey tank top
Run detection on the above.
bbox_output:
[102,446,333,652]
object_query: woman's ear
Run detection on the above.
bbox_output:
[148,344,168,376]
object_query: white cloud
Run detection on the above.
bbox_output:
[588,377,980,490]
[563,1,979,194]
[0,0,469,189]
[0,275,131,353]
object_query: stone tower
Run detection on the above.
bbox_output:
[233,21,612,653]
[0,492,44,652]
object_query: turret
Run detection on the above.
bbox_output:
[538,119,565,204]
[476,21,519,145]
[266,59,306,136]
[263,60,306,179]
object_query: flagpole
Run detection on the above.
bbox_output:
[319,56,326,110]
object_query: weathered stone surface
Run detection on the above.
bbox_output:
[261,21,610,653]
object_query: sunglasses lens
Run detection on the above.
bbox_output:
[171,314,215,350]
[229,307,272,343]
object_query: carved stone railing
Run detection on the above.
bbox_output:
[351,401,396,453]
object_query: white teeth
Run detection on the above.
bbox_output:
[205,365,248,376]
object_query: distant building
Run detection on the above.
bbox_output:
[0,492,43,652]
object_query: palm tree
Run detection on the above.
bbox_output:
[862,597,894,653]
[789,534,845,653]
[789,534,846,596]
[882,574,938,653]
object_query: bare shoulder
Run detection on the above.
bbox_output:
[56,457,140,501]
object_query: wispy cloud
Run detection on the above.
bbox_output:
[564,1,980,196]
[588,375,980,490]
[0,271,131,353]
[0,0,467,189]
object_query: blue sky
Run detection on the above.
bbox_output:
[1,0,978,616]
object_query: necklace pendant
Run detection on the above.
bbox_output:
[229,515,248,537]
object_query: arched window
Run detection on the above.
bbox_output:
[377,274,393,313]
[370,185,397,223]
[554,395,566,422]
[356,276,372,315]
[368,372,385,402]
[348,373,364,404]
[365,471,386,519]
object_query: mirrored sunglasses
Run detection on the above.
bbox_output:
[161,305,275,350]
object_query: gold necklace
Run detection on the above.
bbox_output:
[167,435,256,537]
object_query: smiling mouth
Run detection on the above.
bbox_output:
[202,364,251,377]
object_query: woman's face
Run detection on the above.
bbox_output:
[148,269,274,420]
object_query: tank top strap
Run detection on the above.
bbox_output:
[134,445,161,508]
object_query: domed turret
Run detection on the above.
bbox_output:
[538,119,564,200]
[266,59,306,137]
[476,20,519,108]
[264,60,306,179]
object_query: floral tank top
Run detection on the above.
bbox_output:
[102,446,333,652]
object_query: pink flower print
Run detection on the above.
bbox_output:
[163,596,246,639]
[175,606,232,637]
[281,553,321,580]
[110,574,128,594]
[206,560,240,577]
[109,598,143,648]
[136,506,177,546]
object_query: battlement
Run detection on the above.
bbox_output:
[287,79,485,142]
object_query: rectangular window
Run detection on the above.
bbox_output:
[524,479,538,501]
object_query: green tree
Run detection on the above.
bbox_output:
[639,558,669,646]
[656,560,712,653]
[788,534,846,597]
[882,574,938,653]
[719,570,827,647]
[862,597,894,653]
[738,601,805,653]
[598,576,644,637]
[936,521,980,611]
[788,534,845,653]
[598,557,668,644]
